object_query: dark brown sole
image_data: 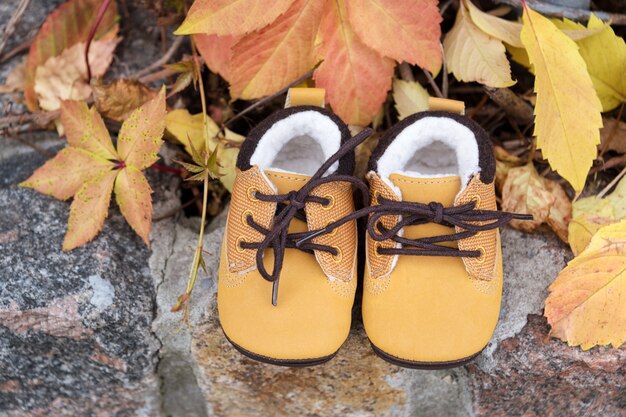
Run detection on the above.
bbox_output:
[222,330,338,367]
[369,340,484,370]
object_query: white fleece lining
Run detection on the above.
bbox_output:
[376,117,480,197]
[249,111,342,176]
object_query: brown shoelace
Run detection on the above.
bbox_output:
[240,129,532,305]
[367,198,532,258]
[239,129,372,305]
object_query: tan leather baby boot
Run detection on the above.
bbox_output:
[362,111,530,368]
[218,105,370,366]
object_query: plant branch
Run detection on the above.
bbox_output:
[224,69,314,127]
[597,164,626,199]
[0,0,31,57]
[422,68,443,98]
[2,131,53,157]
[0,34,34,63]
[85,0,113,82]
[494,0,626,25]
[131,35,186,79]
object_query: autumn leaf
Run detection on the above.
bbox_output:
[569,175,626,255]
[175,0,294,36]
[601,117,626,154]
[0,57,26,94]
[567,15,626,112]
[194,34,238,80]
[444,0,514,88]
[178,0,442,125]
[24,0,118,111]
[92,79,158,122]
[501,163,571,242]
[344,0,442,73]
[520,4,602,193]
[314,0,395,125]
[392,79,429,120]
[464,0,522,48]
[34,39,120,112]
[164,109,242,190]
[544,219,626,350]
[229,0,325,99]
[20,89,167,250]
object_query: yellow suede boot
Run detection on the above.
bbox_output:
[218,106,370,366]
[362,111,531,368]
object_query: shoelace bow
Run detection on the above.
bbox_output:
[241,128,532,306]
[367,198,532,257]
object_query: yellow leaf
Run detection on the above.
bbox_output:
[544,219,626,350]
[345,0,442,73]
[464,0,523,48]
[229,0,325,99]
[443,1,514,88]
[520,6,602,192]
[571,15,626,112]
[92,78,158,122]
[175,0,294,36]
[33,39,119,112]
[313,0,395,126]
[501,163,571,242]
[63,169,117,251]
[115,167,153,246]
[60,100,118,160]
[116,88,166,170]
[569,175,626,255]
[392,79,429,120]
[19,147,114,201]
[164,109,242,191]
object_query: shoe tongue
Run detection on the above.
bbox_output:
[264,170,312,194]
[388,173,461,206]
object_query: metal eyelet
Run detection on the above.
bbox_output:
[322,195,335,210]
[475,247,486,263]
[373,241,383,258]
[247,187,259,202]
[332,247,343,263]
[470,195,481,208]
[236,237,246,253]
[241,209,253,225]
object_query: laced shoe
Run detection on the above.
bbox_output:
[361,111,531,368]
[218,106,370,366]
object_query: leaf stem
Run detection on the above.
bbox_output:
[172,36,212,322]
[85,0,113,82]
[149,164,183,175]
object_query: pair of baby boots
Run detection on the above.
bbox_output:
[217,104,528,368]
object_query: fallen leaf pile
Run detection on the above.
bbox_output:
[501,163,571,242]
[544,219,626,350]
[569,176,626,255]
[21,89,166,250]
[177,0,442,125]
[24,0,119,112]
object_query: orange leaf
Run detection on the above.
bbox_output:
[63,170,117,251]
[175,0,295,36]
[60,100,118,160]
[345,0,442,73]
[544,220,626,349]
[314,0,395,125]
[194,34,239,80]
[19,147,114,201]
[229,0,325,99]
[116,88,166,169]
[114,167,153,246]
[24,0,118,111]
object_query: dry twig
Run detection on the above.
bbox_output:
[0,0,31,56]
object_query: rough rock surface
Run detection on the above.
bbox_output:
[0,140,172,415]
